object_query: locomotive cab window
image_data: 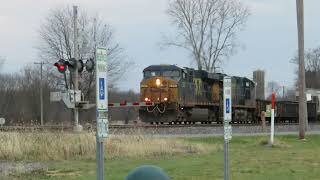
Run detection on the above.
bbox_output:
[144,71,160,78]
[163,70,180,80]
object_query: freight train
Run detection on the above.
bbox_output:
[139,65,318,124]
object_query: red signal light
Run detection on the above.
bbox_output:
[54,59,67,73]
[58,65,65,70]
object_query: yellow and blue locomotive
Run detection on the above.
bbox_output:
[139,64,256,124]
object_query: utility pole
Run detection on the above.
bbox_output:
[296,0,307,139]
[34,62,44,126]
[73,5,81,131]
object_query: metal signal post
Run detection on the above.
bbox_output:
[95,48,108,180]
[223,76,232,180]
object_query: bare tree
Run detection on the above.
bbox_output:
[0,66,72,125]
[292,47,320,71]
[291,46,320,89]
[304,47,320,72]
[37,6,129,91]
[0,56,5,72]
[165,0,249,72]
[0,64,141,125]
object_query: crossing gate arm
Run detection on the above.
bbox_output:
[108,102,154,108]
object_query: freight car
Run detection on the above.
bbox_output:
[256,100,318,123]
[139,64,318,124]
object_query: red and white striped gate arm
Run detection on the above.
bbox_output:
[108,102,154,107]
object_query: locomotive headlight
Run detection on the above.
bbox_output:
[156,78,161,86]
[164,97,168,101]
[144,97,149,102]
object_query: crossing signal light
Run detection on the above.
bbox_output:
[65,58,84,73]
[65,58,77,72]
[78,59,84,72]
[85,58,95,72]
[54,58,95,73]
[54,59,67,73]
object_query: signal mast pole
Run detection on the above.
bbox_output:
[73,5,80,131]
[296,0,306,139]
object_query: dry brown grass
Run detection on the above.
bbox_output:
[0,132,212,161]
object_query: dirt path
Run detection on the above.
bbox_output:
[0,161,47,177]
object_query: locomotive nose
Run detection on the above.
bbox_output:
[140,77,177,103]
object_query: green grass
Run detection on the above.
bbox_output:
[6,135,320,180]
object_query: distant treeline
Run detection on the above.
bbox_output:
[0,66,139,126]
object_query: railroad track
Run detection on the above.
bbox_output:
[111,123,299,128]
[0,122,301,132]
[0,125,74,132]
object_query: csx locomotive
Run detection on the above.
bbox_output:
[139,64,319,124]
[139,64,257,124]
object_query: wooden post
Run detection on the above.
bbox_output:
[261,111,266,132]
[296,0,306,139]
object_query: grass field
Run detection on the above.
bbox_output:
[1,133,320,180]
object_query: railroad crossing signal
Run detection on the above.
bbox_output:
[66,58,84,72]
[54,59,67,73]
[85,58,95,72]
[65,58,76,72]
[53,58,95,73]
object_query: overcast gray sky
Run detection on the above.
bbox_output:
[1,0,320,92]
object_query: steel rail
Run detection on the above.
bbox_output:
[0,122,309,132]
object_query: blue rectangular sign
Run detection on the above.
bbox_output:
[99,78,105,100]
[226,98,230,113]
